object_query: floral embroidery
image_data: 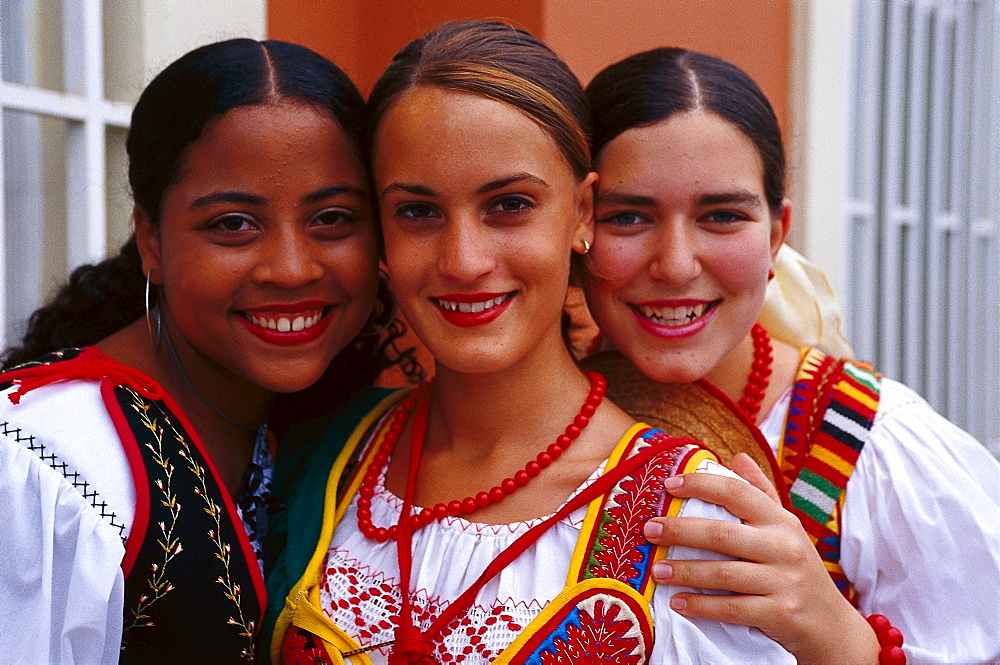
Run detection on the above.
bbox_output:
[539,599,642,664]
[123,399,180,636]
[121,388,255,660]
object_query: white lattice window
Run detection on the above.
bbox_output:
[845,0,999,450]
[1,0,265,352]
[0,0,132,349]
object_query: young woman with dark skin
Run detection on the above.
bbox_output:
[270,22,794,664]
[582,47,1000,663]
[0,39,402,662]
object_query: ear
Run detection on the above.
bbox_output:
[133,205,163,284]
[770,198,792,261]
[572,171,599,255]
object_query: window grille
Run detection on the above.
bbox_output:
[0,0,131,350]
[845,0,999,451]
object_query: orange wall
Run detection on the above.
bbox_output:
[268,0,544,96]
[544,0,791,138]
[268,0,790,130]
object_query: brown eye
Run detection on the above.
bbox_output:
[210,214,255,232]
[397,203,437,219]
[490,196,531,213]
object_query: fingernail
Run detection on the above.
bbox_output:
[653,561,672,580]
[665,476,683,490]
[670,595,687,611]
[644,521,663,539]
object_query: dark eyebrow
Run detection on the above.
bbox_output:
[380,183,436,200]
[595,191,656,208]
[380,173,548,201]
[303,185,367,205]
[477,173,547,195]
[192,185,366,209]
[191,191,265,208]
[698,190,762,207]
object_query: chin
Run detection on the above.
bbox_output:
[630,354,708,385]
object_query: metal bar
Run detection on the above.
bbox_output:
[877,0,913,380]
[900,0,932,394]
[924,1,952,411]
[845,0,885,363]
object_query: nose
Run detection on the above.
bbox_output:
[649,220,701,286]
[252,225,324,287]
[436,217,496,284]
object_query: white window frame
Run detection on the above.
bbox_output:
[1,0,266,352]
[0,0,131,350]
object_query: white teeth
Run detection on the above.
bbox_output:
[247,310,323,332]
[639,302,711,326]
[437,295,509,313]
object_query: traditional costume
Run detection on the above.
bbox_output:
[268,385,794,664]
[0,348,268,662]
[587,344,1000,663]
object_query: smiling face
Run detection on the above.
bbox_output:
[373,86,594,375]
[584,110,787,384]
[137,101,378,394]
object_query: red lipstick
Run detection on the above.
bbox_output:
[433,292,514,328]
[237,301,333,346]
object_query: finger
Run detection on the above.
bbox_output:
[667,590,773,631]
[652,558,775,595]
[664,472,790,527]
[731,452,782,505]
[647,514,772,561]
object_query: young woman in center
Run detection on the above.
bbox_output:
[581,47,1000,663]
[271,21,794,664]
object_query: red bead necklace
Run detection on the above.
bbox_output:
[738,323,774,421]
[357,371,607,542]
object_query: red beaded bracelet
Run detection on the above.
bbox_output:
[867,614,906,665]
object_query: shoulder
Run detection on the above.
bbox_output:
[0,397,127,662]
[0,363,136,540]
[866,376,996,470]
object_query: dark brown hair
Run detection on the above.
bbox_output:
[586,47,786,216]
[367,20,591,181]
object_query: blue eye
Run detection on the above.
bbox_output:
[600,212,644,226]
[703,210,746,224]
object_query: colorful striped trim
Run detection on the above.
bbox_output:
[782,349,881,604]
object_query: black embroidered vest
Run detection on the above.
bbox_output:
[1,348,264,662]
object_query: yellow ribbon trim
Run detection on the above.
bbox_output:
[493,578,652,665]
[270,388,410,663]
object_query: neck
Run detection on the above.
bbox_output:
[703,325,802,424]
[100,317,273,494]
[427,343,590,461]
[704,331,755,406]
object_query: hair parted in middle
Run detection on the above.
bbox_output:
[366,20,592,181]
[586,47,786,217]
